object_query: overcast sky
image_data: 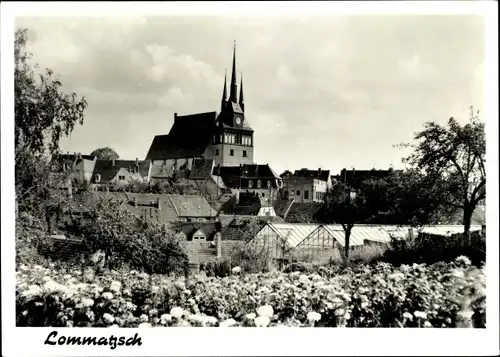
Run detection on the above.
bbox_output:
[16,16,485,175]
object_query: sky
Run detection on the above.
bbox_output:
[16,15,485,175]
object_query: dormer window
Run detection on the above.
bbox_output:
[267,180,272,188]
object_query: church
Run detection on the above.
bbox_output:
[145,44,282,195]
[146,43,254,174]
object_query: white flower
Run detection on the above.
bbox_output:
[151,285,160,294]
[299,274,309,283]
[232,266,242,274]
[125,301,136,310]
[140,314,149,323]
[42,276,52,282]
[458,310,474,320]
[307,311,322,322]
[424,321,432,327]
[219,318,237,327]
[102,292,114,300]
[414,311,427,319]
[160,314,172,324]
[450,269,465,278]
[103,313,115,324]
[170,307,184,319]
[334,309,345,317]
[19,265,29,272]
[245,312,256,320]
[403,312,413,321]
[123,288,132,296]
[109,324,119,328]
[149,309,158,316]
[388,272,404,280]
[82,298,94,307]
[455,256,471,266]
[255,316,270,327]
[138,323,152,328]
[257,305,274,318]
[63,274,72,280]
[110,280,122,293]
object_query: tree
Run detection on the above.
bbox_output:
[319,182,370,262]
[399,107,486,237]
[15,28,87,215]
[361,170,459,226]
[90,147,119,160]
[15,29,87,157]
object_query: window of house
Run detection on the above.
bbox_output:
[248,180,253,188]
[119,175,125,181]
[296,190,301,196]
[257,180,262,188]
[304,190,309,199]
[243,150,247,157]
[267,180,271,188]
[215,148,220,156]
[95,173,101,183]
[284,190,289,199]
[262,192,265,197]
[230,149,235,156]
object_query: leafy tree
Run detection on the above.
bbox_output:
[15,28,87,157]
[399,107,485,236]
[361,170,459,226]
[15,28,87,215]
[320,182,371,262]
[90,147,120,160]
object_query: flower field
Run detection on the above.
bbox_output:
[16,256,485,328]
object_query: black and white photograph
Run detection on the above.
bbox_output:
[1,2,498,356]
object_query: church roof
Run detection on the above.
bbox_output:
[213,164,281,188]
[146,112,217,160]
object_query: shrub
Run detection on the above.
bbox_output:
[62,194,189,276]
[15,212,52,267]
[379,231,485,267]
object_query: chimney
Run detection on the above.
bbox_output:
[174,113,178,121]
[157,197,161,210]
[112,158,116,167]
[216,232,222,259]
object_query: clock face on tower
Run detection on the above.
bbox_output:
[235,117,241,125]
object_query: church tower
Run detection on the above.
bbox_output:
[212,42,254,167]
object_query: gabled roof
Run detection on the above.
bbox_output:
[213,164,281,188]
[146,112,217,160]
[167,194,218,218]
[91,159,151,183]
[179,222,219,240]
[293,169,331,182]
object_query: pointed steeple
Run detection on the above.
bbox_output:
[239,73,244,112]
[229,41,238,103]
[221,70,227,111]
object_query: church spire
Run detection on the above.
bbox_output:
[239,73,244,112]
[229,41,238,103]
[221,70,227,111]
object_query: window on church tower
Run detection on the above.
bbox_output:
[243,150,247,157]
[230,149,234,156]
[215,148,219,156]
[235,134,242,144]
